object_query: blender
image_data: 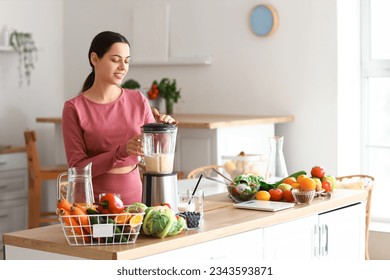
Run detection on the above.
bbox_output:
[141,123,179,212]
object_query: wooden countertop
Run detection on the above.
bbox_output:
[36,114,294,129]
[3,189,366,260]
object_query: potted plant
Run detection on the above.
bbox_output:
[9,30,38,86]
[121,79,140,89]
[148,78,181,115]
[122,79,164,111]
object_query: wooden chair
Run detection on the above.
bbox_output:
[24,130,68,228]
[187,165,225,179]
[336,174,375,260]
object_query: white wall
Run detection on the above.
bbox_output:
[63,0,340,176]
[0,0,63,165]
[1,0,360,185]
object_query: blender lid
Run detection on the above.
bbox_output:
[142,123,176,132]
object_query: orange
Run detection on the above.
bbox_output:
[129,214,143,227]
[114,212,132,224]
[255,190,271,201]
[297,174,309,183]
[283,177,297,186]
[298,177,316,191]
[291,182,300,189]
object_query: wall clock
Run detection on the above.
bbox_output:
[249,4,278,37]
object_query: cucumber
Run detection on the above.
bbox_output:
[259,170,307,190]
[274,170,307,187]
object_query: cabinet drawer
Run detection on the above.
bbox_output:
[0,153,27,172]
[0,175,28,201]
[0,198,28,234]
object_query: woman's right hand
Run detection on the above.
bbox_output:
[126,134,143,156]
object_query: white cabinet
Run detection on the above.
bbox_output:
[141,228,263,260]
[318,203,365,259]
[263,215,318,260]
[175,124,274,176]
[0,151,28,258]
[141,203,365,261]
[263,203,365,260]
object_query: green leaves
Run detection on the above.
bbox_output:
[9,31,38,86]
[122,79,140,89]
[157,78,181,102]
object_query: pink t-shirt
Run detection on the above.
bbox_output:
[62,89,155,204]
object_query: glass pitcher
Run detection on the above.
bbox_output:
[265,136,288,183]
[57,162,95,208]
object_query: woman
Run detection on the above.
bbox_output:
[62,31,176,205]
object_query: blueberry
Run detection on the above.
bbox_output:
[179,211,201,229]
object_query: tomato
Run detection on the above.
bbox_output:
[282,190,295,203]
[321,180,332,192]
[311,166,326,179]
[97,193,124,214]
[269,188,283,201]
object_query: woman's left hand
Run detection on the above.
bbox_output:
[126,135,143,156]
[152,108,178,124]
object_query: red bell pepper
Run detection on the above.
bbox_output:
[97,193,124,214]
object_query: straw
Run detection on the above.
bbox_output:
[188,174,203,205]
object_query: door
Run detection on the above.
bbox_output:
[263,215,318,260]
[318,202,365,260]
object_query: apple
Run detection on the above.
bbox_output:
[282,190,295,202]
[277,183,292,191]
[322,175,336,191]
[321,180,332,192]
[312,177,322,192]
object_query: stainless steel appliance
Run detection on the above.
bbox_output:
[142,172,178,212]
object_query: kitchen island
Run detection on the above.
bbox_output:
[36,114,293,176]
[4,187,366,260]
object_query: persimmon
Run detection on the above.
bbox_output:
[282,177,297,186]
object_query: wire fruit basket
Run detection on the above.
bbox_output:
[59,212,144,246]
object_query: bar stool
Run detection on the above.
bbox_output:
[24,130,68,228]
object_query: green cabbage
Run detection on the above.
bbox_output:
[125,202,148,213]
[142,205,185,238]
[168,215,187,236]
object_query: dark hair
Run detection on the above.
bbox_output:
[81,31,130,92]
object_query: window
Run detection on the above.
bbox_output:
[362,0,390,222]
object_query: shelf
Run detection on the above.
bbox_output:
[0,46,14,52]
[131,55,212,66]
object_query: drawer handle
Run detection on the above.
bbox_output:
[0,185,7,190]
[0,161,6,165]
[0,214,8,219]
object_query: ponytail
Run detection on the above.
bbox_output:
[81,71,95,92]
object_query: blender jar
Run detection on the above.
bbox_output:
[141,123,177,174]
